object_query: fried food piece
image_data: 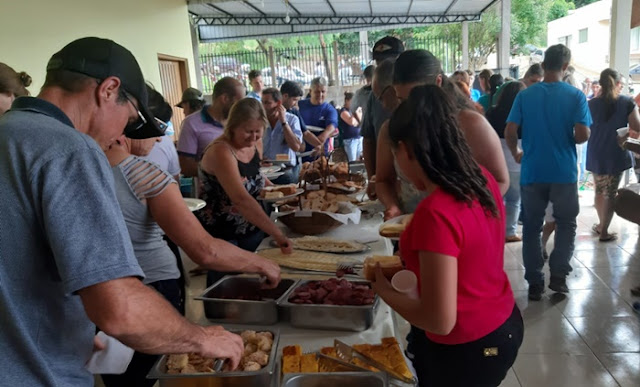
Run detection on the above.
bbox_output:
[166,353,189,371]
[245,350,269,366]
[256,335,273,352]
[240,330,257,343]
[300,353,319,373]
[243,361,261,371]
[283,345,302,356]
[244,343,258,356]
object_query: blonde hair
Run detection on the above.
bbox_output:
[223,98,268,141]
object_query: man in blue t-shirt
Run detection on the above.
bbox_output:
[505,44,592,301]
[298,76,339,158]
[0,37,245,386]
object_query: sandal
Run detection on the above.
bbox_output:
[592,224,601,235]
[599,233,618,242]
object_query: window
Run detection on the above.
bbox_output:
[631,27,640,52]
[558,35,573,48]
[579,28,588,44]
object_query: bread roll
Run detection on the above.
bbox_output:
[363,256,404,281]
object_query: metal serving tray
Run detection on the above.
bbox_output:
[195,275,297,325]
[278,280,379,332]
[281,372,387,387]
[148,329,280,387]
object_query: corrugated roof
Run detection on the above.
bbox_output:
[188,0,497,42]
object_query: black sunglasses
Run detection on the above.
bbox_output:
[123,93,168,136]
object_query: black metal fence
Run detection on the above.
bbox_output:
[200,37,461,94]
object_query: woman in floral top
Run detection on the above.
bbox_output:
[197,98,292,286]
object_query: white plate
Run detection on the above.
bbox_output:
[184,198,206,212]
[260,165,282,174]
[265,172,285,179]
[258,188,304,202]
[263,159,290,165]
[378,214,411,241]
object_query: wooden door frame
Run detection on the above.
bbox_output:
[158,54,190,89]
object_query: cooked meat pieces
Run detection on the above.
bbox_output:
[165,331,273,374]
[288,279,375,305]
[245,350,269,366]
[242,361,261,371]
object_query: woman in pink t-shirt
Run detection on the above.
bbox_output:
[371,85,523,386]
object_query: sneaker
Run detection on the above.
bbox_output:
[549,276,569,293]
[528,283,545,301]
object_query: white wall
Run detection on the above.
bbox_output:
[547,0,613,78]
[0,0,196,95]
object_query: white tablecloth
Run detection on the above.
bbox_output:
[181,212,412,384]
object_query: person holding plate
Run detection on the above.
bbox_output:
[371,85,522,387]
[261,87,304,184]
[198,98,293,287]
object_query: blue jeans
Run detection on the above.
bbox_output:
[504,171,521,237]
[272,164,301,185]
[343,137,363,162]
[521,183,579,285]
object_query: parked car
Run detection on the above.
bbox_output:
[629,63,640,83]
[260,65,313,86]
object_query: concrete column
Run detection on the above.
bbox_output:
[189,18,203,91]
[498,0,511,77]
[462,21,469,70]
[359,30,369,64]
[610,0,632,92]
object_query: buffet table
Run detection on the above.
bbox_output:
[180,211,413,385]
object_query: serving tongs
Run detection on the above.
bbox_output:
[315,352,372,373]
[212,359,225,372]
[334,340,417,385]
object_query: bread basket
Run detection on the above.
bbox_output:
[277,211,343,235]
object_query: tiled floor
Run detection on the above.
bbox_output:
[497,190,640,387]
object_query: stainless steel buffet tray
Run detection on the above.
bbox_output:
[278,280,379,332]
[281,372,388,387]
[195,275,297,325]
[147,329,280,387]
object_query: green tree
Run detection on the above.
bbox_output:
[548,0,576,21]
[574,0,598,8]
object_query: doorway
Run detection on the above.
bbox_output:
[158,54,190,140]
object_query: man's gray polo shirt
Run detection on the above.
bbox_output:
[0,97,144,386]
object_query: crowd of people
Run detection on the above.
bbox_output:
[1,33,640,387]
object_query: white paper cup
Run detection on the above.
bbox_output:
[617,127,629,137]
[391,270,419,299]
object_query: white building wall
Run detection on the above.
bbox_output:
[548,0,613,78]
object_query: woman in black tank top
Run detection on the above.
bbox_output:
[197,98,292,286]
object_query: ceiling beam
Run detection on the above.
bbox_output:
[368,0,373,15]
[326,0,337,16]
[407,0,414,15]
[206,3,233,16]
[287,0,302,16]
[444,0,459,15]
[242,0,267,16]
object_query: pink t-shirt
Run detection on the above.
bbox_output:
[176,106,224,160]
[400,168,514,345]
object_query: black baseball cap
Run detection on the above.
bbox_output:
[46,37,164,139]
[176,87,204,108]
[372,36,405,62]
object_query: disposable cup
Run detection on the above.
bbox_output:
[391,270,419,299]
[617,127,629,137]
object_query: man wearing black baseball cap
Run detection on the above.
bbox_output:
[0,37,244,386]
[361,36,405,199]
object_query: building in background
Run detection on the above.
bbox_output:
[548,0,640,81]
